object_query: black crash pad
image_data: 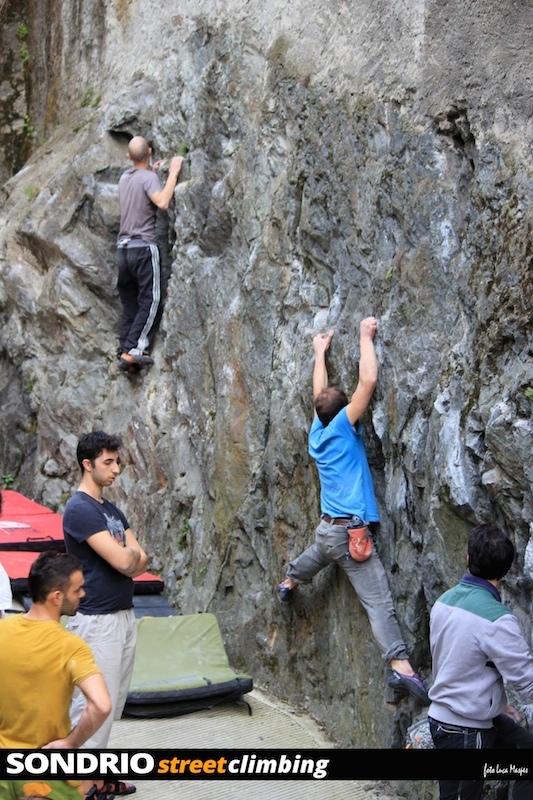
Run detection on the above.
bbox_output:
[132,593,177,618]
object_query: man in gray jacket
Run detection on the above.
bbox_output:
[428,524,533,800]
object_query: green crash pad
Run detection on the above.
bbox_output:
[123,613,253,718]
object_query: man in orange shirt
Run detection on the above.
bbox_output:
[0,551,111,800]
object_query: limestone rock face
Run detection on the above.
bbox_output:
[0,0,532,755]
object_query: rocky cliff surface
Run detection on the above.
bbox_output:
[0,0,532,764]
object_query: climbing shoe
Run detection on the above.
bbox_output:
[387,670,430,705]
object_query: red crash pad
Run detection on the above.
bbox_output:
[1,490,56,517]
[0,491,163,594]
[0,516,64,551]
[0,490,63,550]
[0,550,163,594]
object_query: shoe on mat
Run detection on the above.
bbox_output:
[103,780,136,795]
[387,670,430,705]
[85,785,115,800]
[278,582,294,602]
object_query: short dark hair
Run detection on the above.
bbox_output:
[314,386,349,426]
[77,431,122,472]
[468,524,515,581]
[28,552,83,603]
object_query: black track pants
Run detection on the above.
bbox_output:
[117,238,161,355]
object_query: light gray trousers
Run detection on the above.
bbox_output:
[67,607,137,748]
[286,518,409,662]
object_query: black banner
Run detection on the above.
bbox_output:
[0,749,531,781]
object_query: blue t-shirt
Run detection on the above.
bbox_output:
[63,491,134,614]
[308,407,380,522]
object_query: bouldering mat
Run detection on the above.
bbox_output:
[1,490,56,517]
[123,613,253,718]
[0,491,64,552]
[0,491,164,594]
[2,549,164,596]
[133,593,178,617]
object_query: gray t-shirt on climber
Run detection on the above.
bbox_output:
[117,167,162,243]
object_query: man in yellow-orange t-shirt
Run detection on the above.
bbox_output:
[0,551,111,800]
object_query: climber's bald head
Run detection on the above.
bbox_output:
[127,136,151,164]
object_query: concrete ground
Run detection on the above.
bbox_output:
[108,688,387,800]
